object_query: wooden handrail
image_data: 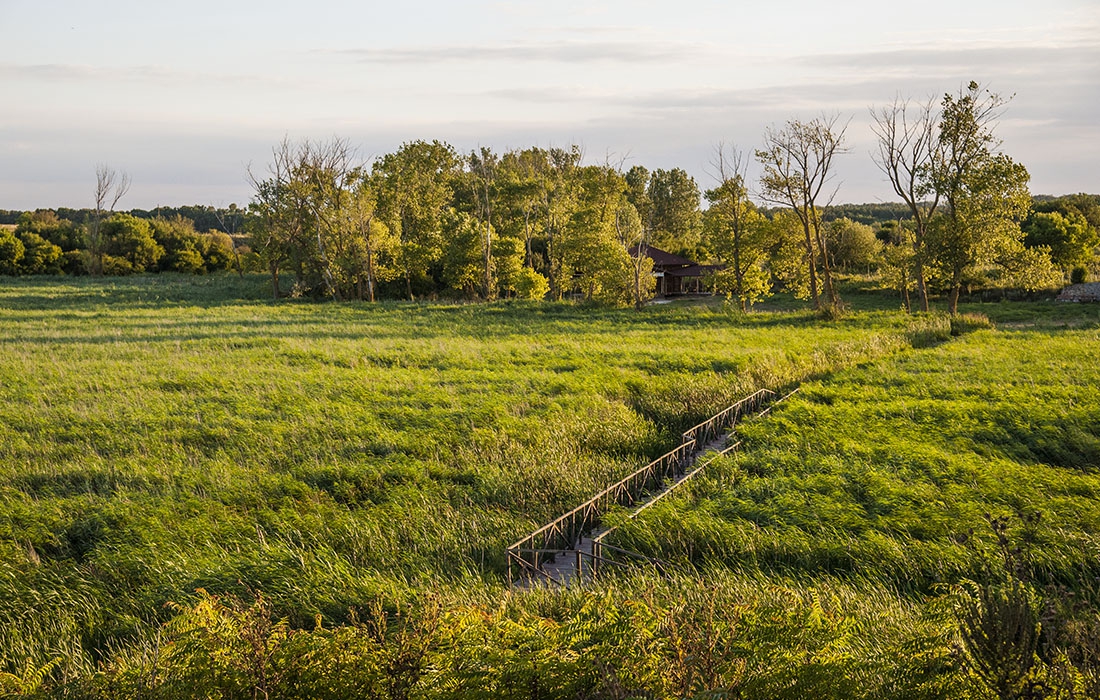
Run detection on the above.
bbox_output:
[507,386,794,584]
[505,442,692,558]
[680,388,773,450]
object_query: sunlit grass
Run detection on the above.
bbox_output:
[613,321,1100,594]
[0,274,936,675]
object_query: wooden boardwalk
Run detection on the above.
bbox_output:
[507,388,797,587]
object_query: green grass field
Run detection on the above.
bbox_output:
[1,274,1098,698]
[613,322,1100,589]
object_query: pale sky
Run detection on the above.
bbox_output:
[2,0,1098,210]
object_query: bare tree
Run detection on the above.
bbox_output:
[87,165,131,274]
[248,138,312,298]
[871,97,940,312]
[248,137,374,300]
[301,137,357,300]
[756,115,848,310]
[469,147,498,300]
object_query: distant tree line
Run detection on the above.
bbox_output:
[241,83,1095,311]
[3,81,1098,312]
[0,208,241,276]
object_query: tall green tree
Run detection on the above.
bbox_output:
[1023,211,1098,275]
[614,201,655,309]
[467,147,499,299]
[927,82,1054,312]
[345,173,396,302]
[440,208,486,298]
[704,146,771,311]
[374,140,460,300]
[559,163,635,304]
[541,146,583,300]
[647,168,702,258]
[497,148,550,270]
[766,209,813,300]
[756,115,848,310]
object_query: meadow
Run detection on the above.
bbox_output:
[612,321,1100,591]
[1,274,1098,698]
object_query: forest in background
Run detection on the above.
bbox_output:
[2,83,1098,314]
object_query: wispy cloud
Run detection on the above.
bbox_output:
[794,41,1100,75]
[333,40,700,64]
[486,80,902,113]
[0,62,280,88]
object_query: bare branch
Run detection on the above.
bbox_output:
[94,164,130,215]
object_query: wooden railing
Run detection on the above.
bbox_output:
[680,388,773,451]
[506,387,785,585]
[587,441,742,576]
[588,386,801,576]
[506,441,693,583]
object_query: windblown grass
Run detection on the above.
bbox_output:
[612,318,1100,594]
[0,274,931,676]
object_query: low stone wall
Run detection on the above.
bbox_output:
[1057,283,1100,302]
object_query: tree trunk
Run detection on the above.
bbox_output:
[912,234,929,312]
[915,265,929,312]
[483,219,493,300]
[812,215,839,307]
[949,267,963,315]
[523,209,533,267]
[803,225,820,309]
[270,263,281,300]
[366,246,375,302]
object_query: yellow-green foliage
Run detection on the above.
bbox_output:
[0,275,923,681]
[87,576,962,700]
[2,275,1097,697]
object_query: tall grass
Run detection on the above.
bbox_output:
[610,321,1100,594]
[0,274,933,678]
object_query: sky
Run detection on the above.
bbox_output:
[1,0,1098,210]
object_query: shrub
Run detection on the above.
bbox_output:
[15,210,83,251]
[906,313,952,348]
[15,231,63,274]
[102,214,163,273]
[200,232,236,272]
[1071,266,1088,284]
[0,229,25,275]
[152,216,205,273]
[62,250,88,275]
[513,267,549,300]
[950,312,994,336]
[816,300,849,321]
[101,254,135,276]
